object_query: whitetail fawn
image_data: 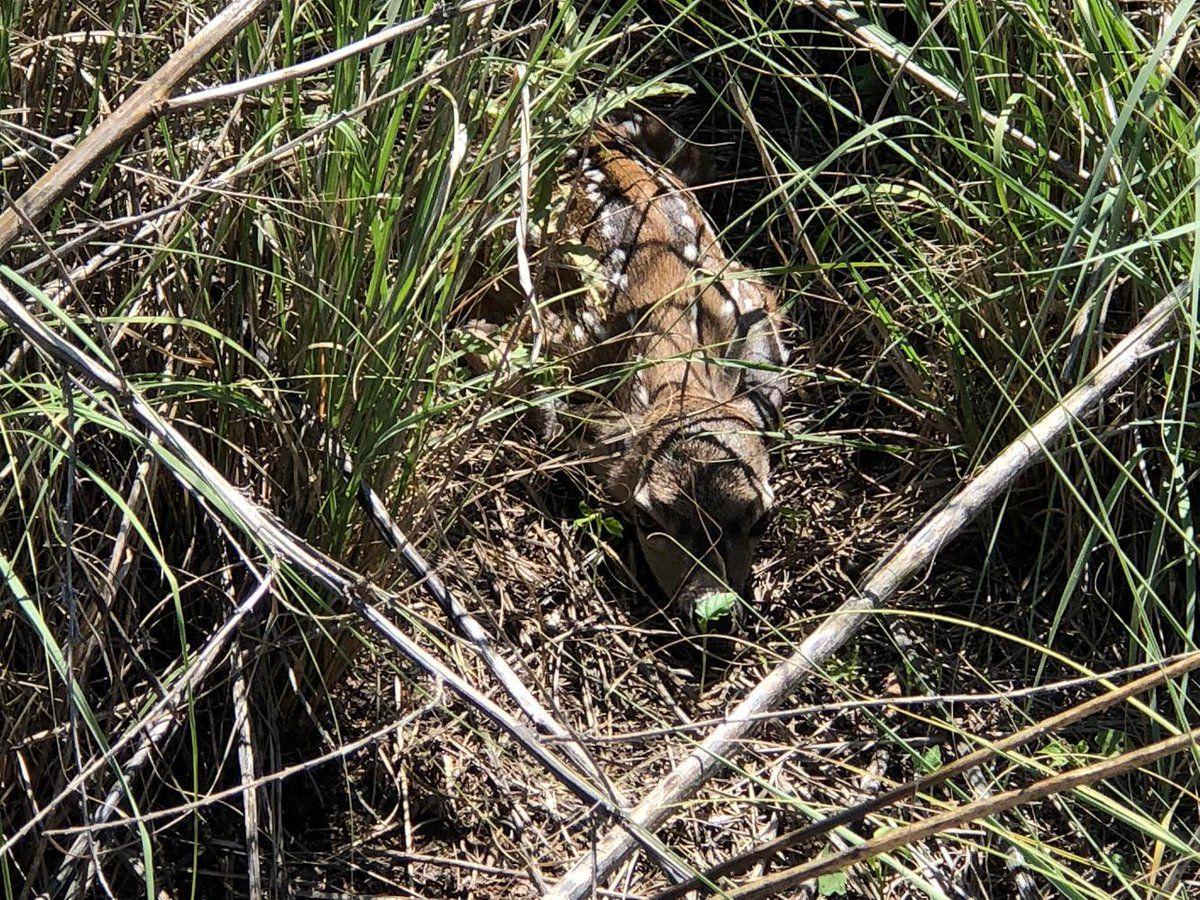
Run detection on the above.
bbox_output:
[470,114,789,634]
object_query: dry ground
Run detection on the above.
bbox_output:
[178,347,1134,898]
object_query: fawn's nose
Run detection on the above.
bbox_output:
[675,551,742,633]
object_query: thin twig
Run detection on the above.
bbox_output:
[544,288,1183,899]
[232,633,264,899]
[726,725,1200,899]
[656,649,1200,898]
[0,0,269,254]
[166,0,498,110]
[512,63,544,362]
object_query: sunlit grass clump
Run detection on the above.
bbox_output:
[1,0,1197,896]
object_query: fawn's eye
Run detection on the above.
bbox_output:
[631,507,659,535]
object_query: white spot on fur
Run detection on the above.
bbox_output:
[582,311,608,339]
[683,243,698,262]
[585,168,605,184]
[679,212,696,233]
[564,147,579,160]
[571,324,586,342]
[585,183,603,203]
[633,376,650,407]
[723,298,737,319]
[660,195,688,221]
[609,248,627,267]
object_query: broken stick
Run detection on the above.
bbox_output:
[545,288,1184,899]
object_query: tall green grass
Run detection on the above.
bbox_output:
[653,0,1200,894]
[0,1,658,893]
[1,0,1198,896]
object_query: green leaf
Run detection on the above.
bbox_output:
[818,871,847,896]
[572,502,623,539]
[694,591,738,628]
[917,744,943,773]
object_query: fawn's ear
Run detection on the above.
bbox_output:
[609,109,710,187]
[633,475,654,514]
[730,293,788,431]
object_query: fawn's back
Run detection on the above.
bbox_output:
[483,115,790,633]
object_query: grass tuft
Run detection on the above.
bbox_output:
[1,0,1198,896]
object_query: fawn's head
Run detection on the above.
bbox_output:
[618,401,775,633]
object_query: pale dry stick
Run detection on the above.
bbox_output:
[512,63,544,362]
[232,635,264,900]
[564,650,1200,745]
[0,130,76,171]
[167,0,499,111]
[726,725,1200,899]
[0,282,692,882]
[805,0,1092,186]
[0,0,270,255]
[545,288,1184,900]
[655,650,1200,898]
[45,571,276,894]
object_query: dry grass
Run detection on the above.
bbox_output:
[3,0,1199,898]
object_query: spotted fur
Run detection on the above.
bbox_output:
[473,117,790,632]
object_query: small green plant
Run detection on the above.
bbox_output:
[693,590,739,630]
[572,501,624,540]
[817,870,848,897]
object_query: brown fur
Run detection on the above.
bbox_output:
[473,116,789,631]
